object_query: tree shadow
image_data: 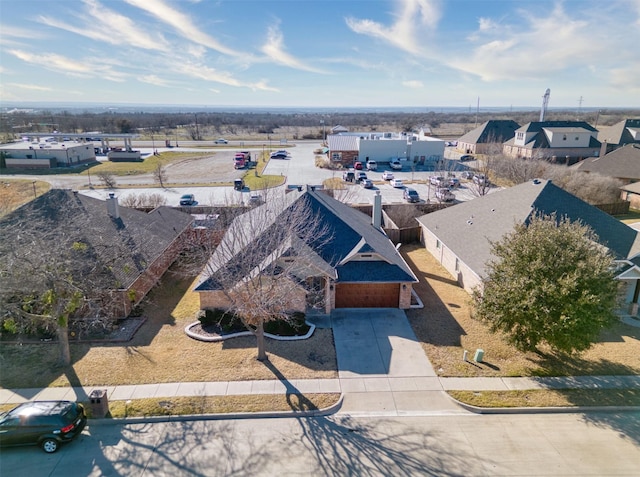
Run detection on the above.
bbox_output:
[294,415,487,476]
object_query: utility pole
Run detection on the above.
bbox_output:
[194,113,200,141]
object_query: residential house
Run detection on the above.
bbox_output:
[573,143,640,184]
[416,179,640,313]
[195,188,418,313]
[502,121,601,164]
[0,189,194,318]
[597,119,640,154]
[456,120,521,155]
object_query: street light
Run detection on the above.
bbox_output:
[320,119,325,143]
[86,164,92,187]
[32,181,37,199]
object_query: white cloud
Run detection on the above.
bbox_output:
[6,83,52,91]
[446,4,609,81]
[346,0,442,54]
[124,0,244,57]
[403,80,423,88]
[176,63,278,91]
[7,49,127,82]
[138,75,171,87]
[260,24,327,74]
[38,0,170,52]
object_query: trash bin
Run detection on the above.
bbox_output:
[89,389,109,418]
[473,349,484,363]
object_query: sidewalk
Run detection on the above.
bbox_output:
[2,375,639,408]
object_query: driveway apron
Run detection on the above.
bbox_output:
[331,308,467,416]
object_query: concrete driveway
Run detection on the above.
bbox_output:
[331,308,466,416]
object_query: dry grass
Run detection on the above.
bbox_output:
[0,179,50,217]
[402,244,640,377]
[448,389,640,408]
[98,394,340,418]
[0,268,338,389]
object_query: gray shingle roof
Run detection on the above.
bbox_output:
[598,119,640,146]
[0,189,193,289]
[457,120,520,144]
[416,180,640,279]
[195,189,417,291]
[572,143,640,179]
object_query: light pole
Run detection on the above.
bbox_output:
[32,181,37,199]
[86,164,92,187]
[320,119,325,144]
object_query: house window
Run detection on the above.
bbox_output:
[436,240,441,249]
[360,254,372,258]
[331,152,342,162]
[455,258,460,272]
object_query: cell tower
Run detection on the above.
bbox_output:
[540,89,550,121]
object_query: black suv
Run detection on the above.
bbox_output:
[0,401,86,453]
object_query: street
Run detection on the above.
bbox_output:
[6,140,487,207]
[1,412,639,476]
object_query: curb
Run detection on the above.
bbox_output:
[87,394,344,426]
[450,397,640,414]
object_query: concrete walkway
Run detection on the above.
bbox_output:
[2,309,639,416]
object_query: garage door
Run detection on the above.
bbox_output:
[335,283,400,308]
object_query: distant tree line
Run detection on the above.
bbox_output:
[1,108,638,140]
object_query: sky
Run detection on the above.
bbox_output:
[1,0,639,109]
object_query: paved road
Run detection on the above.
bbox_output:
[1,413,638,476]
[5,140,492,205]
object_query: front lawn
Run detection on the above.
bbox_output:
[402,244,640,378]
[0,267,337,389]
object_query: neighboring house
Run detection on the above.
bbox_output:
[502,121,601,164]
[597,119,640,154]
[620,181,640,209]
[327,131,445,168]
[573,143,640,184]
[331,125,349,133]
[0,189,194,318]
[457,120,520,155]
[416,179,640,313]
[195,187,418,313]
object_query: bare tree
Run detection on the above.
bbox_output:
[0,192,133,365]
[120,192,167,209]
[193,189,332,361]
[153,163,168,188]
[96,171,117,189]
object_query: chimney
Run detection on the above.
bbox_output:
[599,140,608,158]
[106,192,120,219]
[372,191,382,229]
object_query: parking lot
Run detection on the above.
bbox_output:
[77,141,492,206]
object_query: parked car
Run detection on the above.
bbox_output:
[448,177,460,188]
[381,171,395,181]
[361,179,373,189]
[366,160,377,171]
[342,170,355,182]
[0,401,86,453]
[389,159,402,170]
[429,175,445,186]
[234,178,245,191]
[270,150,288,159]
[460,154,474,161]
[355,172,368,183]
[473,174,489,185]
[403,188,420,203]
[354,161,363,170]
[179,194,195,206]
[435,187,455,202]
[460,170,475,180]
[390,178,404,188]
[214,138,228,144]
